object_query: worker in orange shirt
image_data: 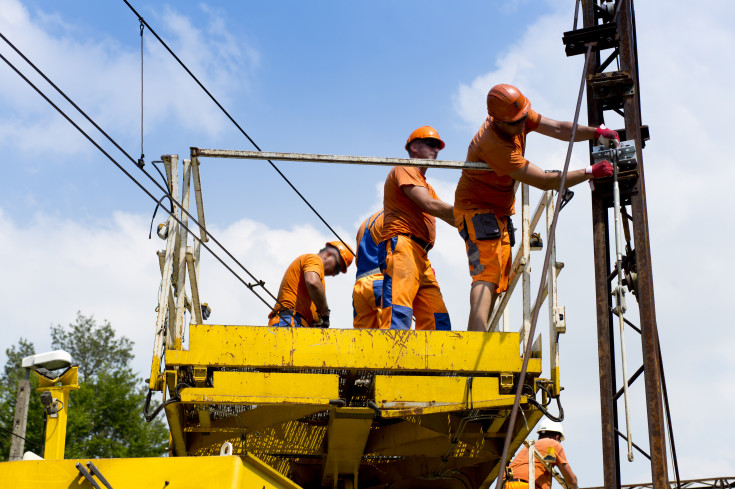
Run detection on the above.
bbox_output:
[353,210,385,329]
[379,126,455,330]
[505,421,578,489]
[268,241,353,328]
[455,84,617,332]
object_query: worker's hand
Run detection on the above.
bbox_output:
[594,124,620,148]
[586,160,614,179]
[315,314,330,328]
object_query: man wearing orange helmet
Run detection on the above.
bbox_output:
[353,209,385,329]
[455,83,617,332]
[378,126,455,331]
[268,241,353,328]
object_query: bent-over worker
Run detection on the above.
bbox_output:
[455,83,617,332]
[506,421,578,489]
[268,241,353,328]
[353,209,385,329]
[379,126,455,330]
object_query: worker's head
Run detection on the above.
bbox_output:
[320,241,354,276]
[536,420,565,442]
[487,84,530,137]
[405,126,445,160]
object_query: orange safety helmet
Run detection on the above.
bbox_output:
[325,241,354,273]
[486,84,531,122]
[405,126,446,150]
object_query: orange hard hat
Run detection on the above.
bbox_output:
[486,84,531,122]
[405,126,446,150]
[325,241,354,273]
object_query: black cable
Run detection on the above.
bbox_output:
[138,19,145,169]
[0,424,42,450]
[0,30,286,309]
[121,0,355,256]
[657,338,681,489]
[0,49,281,313]
[143,382,189,422]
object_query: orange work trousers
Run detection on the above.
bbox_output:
[378,235,451,330]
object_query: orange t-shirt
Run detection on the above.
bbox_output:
[454,109,541,217]
[272,253,324,325]
[507,438,568,489]
[381,166,438,244]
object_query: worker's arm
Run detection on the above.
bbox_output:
[536,116,620,148]
[403,185,456,227]
[509,162,596,191]
[304,271,329,317]
[536,116,597,142]
[558,463,578,489]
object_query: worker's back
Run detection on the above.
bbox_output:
[508,438,567,489]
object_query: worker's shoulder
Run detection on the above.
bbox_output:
[534,438,562,449]
[293,253,322,267]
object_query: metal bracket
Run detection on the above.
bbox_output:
[553,306,566,334]
[562,23,619,56]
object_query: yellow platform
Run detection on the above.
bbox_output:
[155,325,546,488]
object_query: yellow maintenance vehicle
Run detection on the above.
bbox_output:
[0,150,568,489]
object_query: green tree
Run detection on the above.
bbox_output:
[0,313,168,460]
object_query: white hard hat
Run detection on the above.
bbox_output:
[537,420,565,441]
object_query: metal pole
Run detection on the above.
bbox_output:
[617,1,669,486]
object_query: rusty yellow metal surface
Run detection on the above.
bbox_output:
[322,408,374,485]
[375,376,521,416]
[0,454,301,489]
[164,402,187,457]
[180,371,339,405]
[35,367,79,460]
[147,324,551,487]
[166,325,543,374]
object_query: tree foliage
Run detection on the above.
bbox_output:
[0,313,168,460]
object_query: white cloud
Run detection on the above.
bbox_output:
[0,0,257,155]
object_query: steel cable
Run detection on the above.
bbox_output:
[0,30,287,311]
[122,0,355,256]
[0,424,42,450]
[0,48,281,313]
[492,43,593,489]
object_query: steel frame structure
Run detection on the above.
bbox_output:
[563,1,668,488]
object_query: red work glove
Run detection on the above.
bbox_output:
[586,160,614,179]
[594,124,620,148]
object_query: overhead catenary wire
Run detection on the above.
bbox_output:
[121,0,355,256]
[0,44,282,314]
[0,30,290,312]
[138,19,144,168]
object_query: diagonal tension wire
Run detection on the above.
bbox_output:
[122,0,355,256]
[0,424,42,450]
[492,43,593,489]
[0,46,281,313]
[0,30,284,309]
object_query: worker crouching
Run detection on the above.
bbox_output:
[268,241,353,328]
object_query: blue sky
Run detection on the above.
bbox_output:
[1,0,733,485]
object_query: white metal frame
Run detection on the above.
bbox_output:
[149,155,208,390]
